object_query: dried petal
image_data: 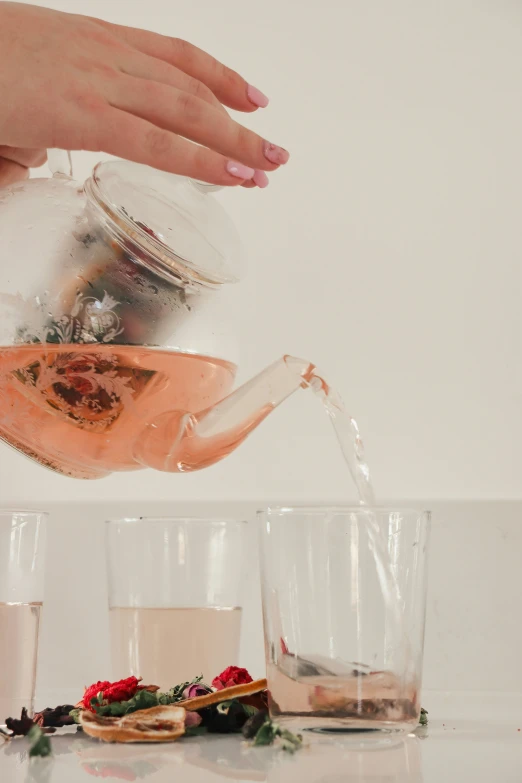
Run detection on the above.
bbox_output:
[212,667,253,691]
[184,711,202,729]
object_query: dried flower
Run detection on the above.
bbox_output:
[212,667,253,691]
[83,677,142,712]
[184,711,202,729]
[182,683,213,700]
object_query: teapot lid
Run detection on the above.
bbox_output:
[90,161,243,286]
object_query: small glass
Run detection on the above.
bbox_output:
[0,510,47,722]
[106,517,246,689]
[259,506,430,733]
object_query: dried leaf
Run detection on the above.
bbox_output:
[5,708,34,736]
[69,709,82,724]
[250,716,302,753]
[34,705,76,728]
[184,725,208,737]
[242,710,269,739]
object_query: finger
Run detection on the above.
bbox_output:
[241,171,269,188]
[0,158,30,187]
[92,18,268,112]
[94,107,256,186]
[111,76,289,171]
[253,170,269,188]
[119,51,227,115]
[0,147,47,168]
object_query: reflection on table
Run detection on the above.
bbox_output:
[0,728,424,783]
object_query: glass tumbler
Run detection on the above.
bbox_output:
[106,517,246,689]
[259,506,430,733]
[0,510,47,722]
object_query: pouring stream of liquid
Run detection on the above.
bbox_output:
[295,363,407,677]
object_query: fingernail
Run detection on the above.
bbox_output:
[263,142,290,165]
[247,84,270,108]
[226,161,256,180]
[253,170,269,188]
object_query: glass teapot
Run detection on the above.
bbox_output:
[0,151,314,479]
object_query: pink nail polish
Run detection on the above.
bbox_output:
[226,161,256,180]
[247,84,270,108]
[263,142,290,165]
[253,170,269,188]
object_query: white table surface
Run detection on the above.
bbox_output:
[1,715,521,783]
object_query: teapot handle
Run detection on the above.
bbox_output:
[191,180,223,194]
[47,149,73,178]
[45,155,226,189]
[45,157,219,188]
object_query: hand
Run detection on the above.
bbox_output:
[0,146,47,186]
[0,3,289,188]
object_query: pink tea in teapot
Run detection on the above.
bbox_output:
[0,345,236,479]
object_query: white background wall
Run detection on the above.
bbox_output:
[1,0,521,702]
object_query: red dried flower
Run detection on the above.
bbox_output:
[82,677,142,712]
[212,666,253,691]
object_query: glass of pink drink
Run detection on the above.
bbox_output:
[106,518,246,689]
[259,506,431,734]
[0,510,47,723]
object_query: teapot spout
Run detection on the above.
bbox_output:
[133,356,316,473]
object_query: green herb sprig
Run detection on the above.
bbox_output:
[243,712,302,753]
[27,725,52,758]
[255,720,302,753]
